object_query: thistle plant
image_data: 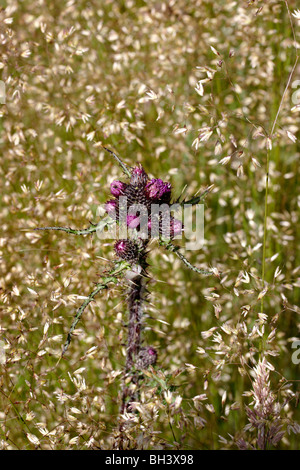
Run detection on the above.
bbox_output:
[35,147,212,436]
[3,0,300,451]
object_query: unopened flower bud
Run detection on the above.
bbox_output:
[130,164,148,186]
[136,346,158,370]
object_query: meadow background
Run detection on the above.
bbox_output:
[0,0,299,450]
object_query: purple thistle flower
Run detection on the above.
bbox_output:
[147,346,157,357]
[110,180,127,197]
[114,240,127,255]
[114,239,139,261]
[136,346,158,370]
[145,178,171,200]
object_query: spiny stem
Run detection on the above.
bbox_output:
[161,241,212,276]
[34,225,98,236]
[102,146,132,178]
[119,246,150,420]
[120,269,145,416]
[62,261,130,355]
[34,216,115,238]
[126,274,144,371]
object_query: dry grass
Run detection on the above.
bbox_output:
[0,0,299,449]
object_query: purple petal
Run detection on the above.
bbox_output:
[127,214,140,228]
[110,180,127,197]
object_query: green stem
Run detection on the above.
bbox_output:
[161,241,212,276]
[260,2,299,313]
[102,146,132,178]
[180,185,214,206]
[34,225,98,236]
[62,261,130,355]
[34,216,114,237]
[261,147,270,314]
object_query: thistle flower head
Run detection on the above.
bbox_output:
[114,239,139,261]
[136,346,158,370]
[145,178,171,200]
[114,240,127,253]
[104,160,183,241]
[110,180,127,197]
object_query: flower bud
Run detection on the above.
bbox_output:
[130,164,148,186]
[136,346,158,370]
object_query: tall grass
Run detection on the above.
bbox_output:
[0,0,299,449]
